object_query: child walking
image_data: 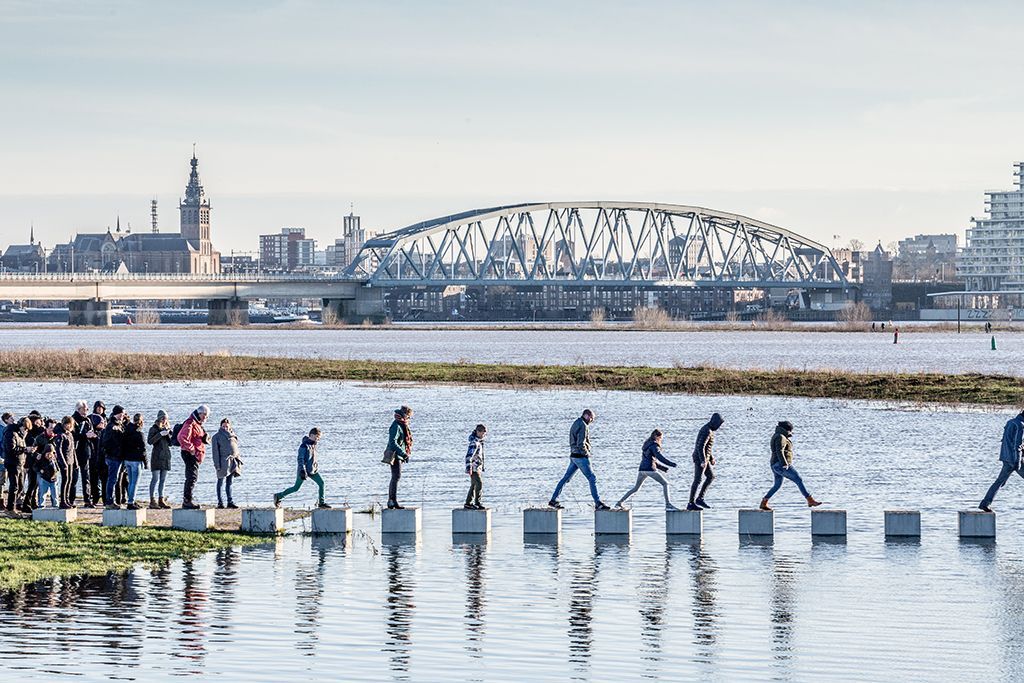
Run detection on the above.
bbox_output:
[273,428,331,509]
[464,424,487,509]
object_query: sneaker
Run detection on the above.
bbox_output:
[273,495,282,509]
[317,502,332,509]
[216,503,225,509]
[182,503,200,510]
[474,504,486,510]
[613,503,626,511]
[464,503,476,510]
[392,504,406,510]
[595,502,611,511]
[979,503,993,513]
[226,502,239,509]
[686,503,701,511]
[127,503,139,511]
[84,503,97,509]
[548,499,564,509]
[104,504,120,510]
[695,498,711,509]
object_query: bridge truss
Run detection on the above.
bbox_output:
[345,202,848,289]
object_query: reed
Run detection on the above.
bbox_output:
[0,349,1020,406]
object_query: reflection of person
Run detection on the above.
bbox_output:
[689,413,724,511]
[464,424,487,509]
[549,410,609,510]
[979,410,1024,512]
[384,544,414,675]
[615,429,678,510]
[274,428,330,509]
[760,421,822,510]
[383,406,413,510]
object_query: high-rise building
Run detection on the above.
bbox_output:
[329,212,368,269]
[259,227,316,271]
[958,162,1024,291]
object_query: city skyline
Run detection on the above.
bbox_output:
[2,1,1024,251]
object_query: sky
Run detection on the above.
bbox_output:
[1,0,1023,253]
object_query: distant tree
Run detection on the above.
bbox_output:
[847,239,864,252]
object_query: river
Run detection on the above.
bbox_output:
[0,379,1019,680]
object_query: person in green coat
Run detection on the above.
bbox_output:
[147,410,173,509]
[382,406,413,509]
[274,427,331,509]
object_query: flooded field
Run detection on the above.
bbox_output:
[0,325,1020,375]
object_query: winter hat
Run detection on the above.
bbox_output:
[156,409,167,421]
[111,405,125,417]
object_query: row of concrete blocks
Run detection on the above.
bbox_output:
[28,507,1001,539]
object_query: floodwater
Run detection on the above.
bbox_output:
[0,325,1019,375]
[0,380,1022,680]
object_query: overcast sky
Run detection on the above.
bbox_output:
[1,0,1023,252]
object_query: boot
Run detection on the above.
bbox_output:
[159,497,170,509]
[806,495,823,507]
[759,498,772,511]
[150,497,158,509]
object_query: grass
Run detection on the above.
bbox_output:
[0,517,271,592]
[0,349,1022,406]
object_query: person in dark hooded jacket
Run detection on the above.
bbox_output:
[4,417,32,511]
[614,429,678,510]
[273,428,331,509]
[759,421,822,511]
[688,413,724,511]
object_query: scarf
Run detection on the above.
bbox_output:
[395,413,412,454]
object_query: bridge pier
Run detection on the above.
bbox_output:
[208,298,249,326]
[68,299,112,326]
[322,287,386,324]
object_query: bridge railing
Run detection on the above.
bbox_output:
[0,272,355,283]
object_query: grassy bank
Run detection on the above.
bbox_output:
[0,518,269,592]
[0,349,1021,406]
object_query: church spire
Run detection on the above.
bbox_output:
[29,222,34,245]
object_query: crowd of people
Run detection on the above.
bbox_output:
[0,401,242,513]
[4,396,1021,517]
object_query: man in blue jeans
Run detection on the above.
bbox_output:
[979,409,1024,512]
[549,409,610,510]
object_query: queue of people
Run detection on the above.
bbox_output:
[0,401,241,513]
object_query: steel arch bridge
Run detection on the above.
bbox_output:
[345,202,848,289]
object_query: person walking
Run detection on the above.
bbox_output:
[36,444,60,509]
[177,405,209,509]
[273,427,330,509]
[615,429,678,510]
[689,413,724,511]
[382,406,413,510]
[148,410,173,509]
[102,406,127,510]
[121,413,147,510]
[979,409,1024,512]
[4,417,32,512]
[464,424,487,510]
[549,409,610,510]
[212,418,241,509]
[759,421,822,510]
[56,415,79,509]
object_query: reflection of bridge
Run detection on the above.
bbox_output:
[346,202,850,290]
[0,202,850,325]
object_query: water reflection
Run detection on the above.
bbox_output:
[673,538,720,668]
[174,560,210,672]
[768,550,801,679]
[210,548,240,643]
[456,540,487,662]
[383,543,416,680]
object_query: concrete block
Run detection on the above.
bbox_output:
[959,510,995,538]
[32,507,78,523]
[811,509,847,536]
[103,508,147,527]
[666,509,702,535]
[312,507,353,534]
[884,510,921,537]
[738,509,773,536]
[172,508,216,531]
[241,508,285,534]
[523,508,561,535]
[382,507,421,534]
[452,508,491,534]
[595,509,631,535]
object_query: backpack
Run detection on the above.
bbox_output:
[170,422,184,448]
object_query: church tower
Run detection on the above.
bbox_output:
[179,150,211,244]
